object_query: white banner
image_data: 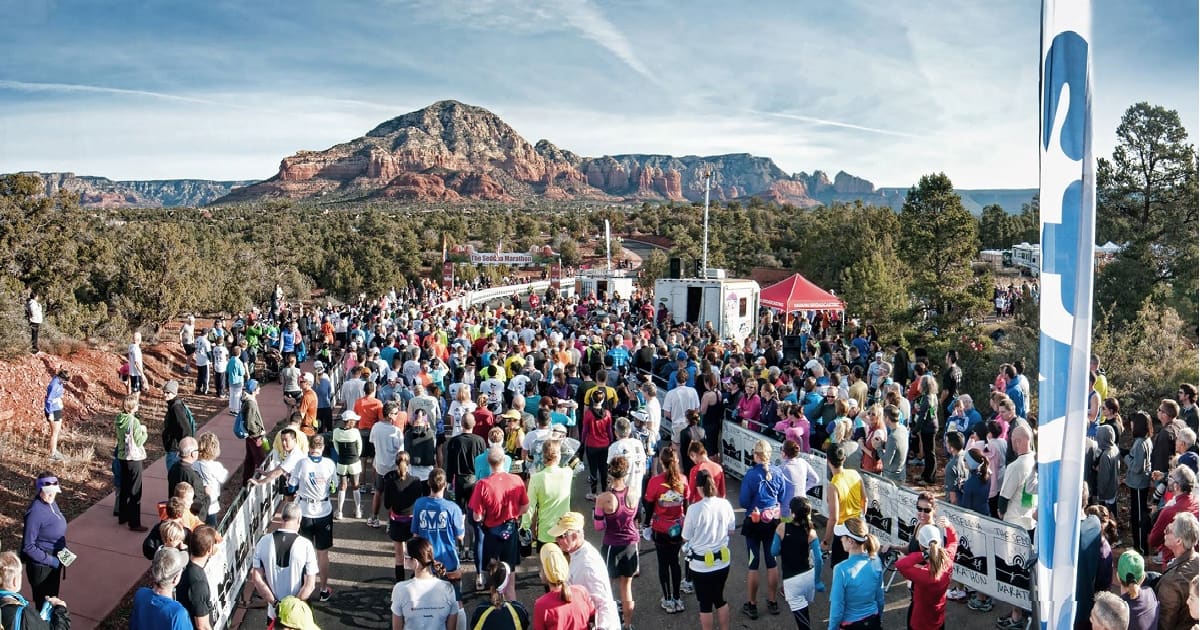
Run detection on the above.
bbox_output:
[206,479,281,629]
[468,252,534,264]
[722,421,1032,607]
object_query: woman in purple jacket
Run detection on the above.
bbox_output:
[22,473,68,608]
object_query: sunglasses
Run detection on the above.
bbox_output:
[41,480,60,487]
[916,506,933,514]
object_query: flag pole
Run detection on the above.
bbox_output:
[1037,1,1096,629]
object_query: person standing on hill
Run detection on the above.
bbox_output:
[162,380,194,473]
[179,315,196,375]
[26,291,43,354]
[128,331,148,395]
[44,368,68,461]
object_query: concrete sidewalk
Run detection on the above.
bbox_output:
[30,381,291,628]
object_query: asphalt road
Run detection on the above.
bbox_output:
[237,462,1002,630]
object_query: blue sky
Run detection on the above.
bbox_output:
[0,0,1195,188]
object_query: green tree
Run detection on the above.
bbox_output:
[1096,102,1199,331]
[898,173,984,326]
[557,238,582,267]
[839,249,909,325]
[639,249,669,289]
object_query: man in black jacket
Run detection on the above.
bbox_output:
[446,415,486,565]
[168,437,210,518]
[162,380,195,472]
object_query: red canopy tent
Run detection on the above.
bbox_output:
[759,273,845,313]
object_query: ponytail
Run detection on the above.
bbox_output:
[863,533,880,557]
[660,447,683,493]
[926,540,950,579]
[396,451,411,479]
[559,582,572,603]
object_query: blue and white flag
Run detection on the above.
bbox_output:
[1038,1,1095,629]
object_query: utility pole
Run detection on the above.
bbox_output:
[701,169,712,277]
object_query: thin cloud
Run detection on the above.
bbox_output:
[554,0,657,85]
[747,108,925,139]
[0,79,226,106]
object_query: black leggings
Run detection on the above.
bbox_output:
[586,446,609,493]
[653,531,683,600]
[118,458,144,528]
[793,605,811,630]
[26,560,61,605]
[1129,485,1151,553]
[920,432,936,482]
[692,565,729,613]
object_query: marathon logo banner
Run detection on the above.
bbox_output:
[204,479,281,629]
[723,421,1032,607]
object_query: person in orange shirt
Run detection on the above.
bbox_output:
[298,373,319,436]
[354,381,386,433]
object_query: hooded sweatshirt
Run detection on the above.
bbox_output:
[115,411,148,461]
[1094,425,1120,504]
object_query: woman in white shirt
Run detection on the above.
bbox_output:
[193,432,230,527]
[391,536,458,630]
[681,468,736,630]
[447,385,477,438]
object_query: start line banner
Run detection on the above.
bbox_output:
[206,479,281,630]
[721,421,1033,608]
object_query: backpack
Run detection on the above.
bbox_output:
[0,590,35,630]
[183,403,197,437]
[233,408,248,439]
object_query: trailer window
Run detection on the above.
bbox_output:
[739,298,747,317]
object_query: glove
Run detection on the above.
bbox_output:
[642,527,653,542]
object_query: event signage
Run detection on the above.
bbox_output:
[205,479,281,630]
[1037,0,1097,628]
[721,421,1033,607]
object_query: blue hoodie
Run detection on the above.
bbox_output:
[44,376,65,415]
[739,463,792,513]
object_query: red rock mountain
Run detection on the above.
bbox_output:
[215,100,824,206]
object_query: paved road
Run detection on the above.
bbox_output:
[237,460,1001,629]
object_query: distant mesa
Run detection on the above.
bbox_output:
[8,100,1036,212]
[14,171,253,209]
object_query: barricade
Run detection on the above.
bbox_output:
[721,420,1033,608]
[205,465,282,629]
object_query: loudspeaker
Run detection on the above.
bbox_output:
[669,257,682,279]
[782,335,804,364]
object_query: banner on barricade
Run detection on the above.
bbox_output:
[722,420,1032,608]
[206,479,280,630]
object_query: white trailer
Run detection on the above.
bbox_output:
[575,269,638,301]
[653,277,760,341]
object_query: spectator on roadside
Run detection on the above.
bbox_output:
[168,437,211,521]
[1157,512,1200,630]
[1088,591,1129,630]
[115,395,149,532]
[130,547,190,630]
[1115,549,1158,630]
[240,380,266,485]
[0,550,70,630]
[176,525,221,630]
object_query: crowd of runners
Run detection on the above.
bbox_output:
[15,279,1200,630]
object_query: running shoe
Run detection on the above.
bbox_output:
[680,579,694,594]
[355,507,363,519]
[947,587,968,601]
[969,597,995,612]
[741,602,759,620]
[672,599,685,613]
[318,587,333,602]
[366,517,381,528]
[766,600,780,615]
[333,512,343,521]
[996,616,1024,630]
[661,597,673,612]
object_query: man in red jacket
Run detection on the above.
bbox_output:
[1148,466,1198,564]
[468,449,529,600]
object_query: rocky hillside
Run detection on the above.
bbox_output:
[17,172,252,208]
[215,100,833,206]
